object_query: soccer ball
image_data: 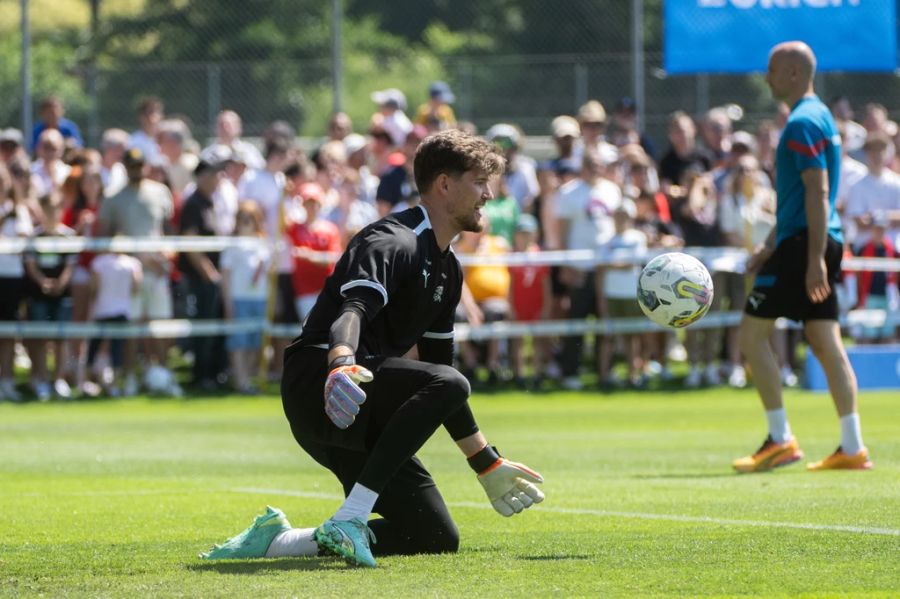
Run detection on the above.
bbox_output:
[636,253,714,328]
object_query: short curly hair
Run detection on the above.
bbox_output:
[413,129,506,194]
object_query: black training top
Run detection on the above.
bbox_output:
[294,205,462,365]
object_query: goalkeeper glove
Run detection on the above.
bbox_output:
[323,356,374,430]
[468,445,544,517]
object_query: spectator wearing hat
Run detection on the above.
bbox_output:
[30,129,71,199]
[659,111,712,193]
[508,213,551,388]
[846,132,900,252]
[157,119,199,197]
[415,81,457,131]
[852,211,898,343]
[575,100,619,170]
[342,132,378,206]
[548,115,582,183]
[487,123,539,213]
[0,128,25,163]
[129,97,164,162]
[97,146,175,395]
[371,88,414,147]
[30,96,83,152]
[204,110,265,171]
[180,158,227,390]
[99,128,129,196]
[287,182,342,323]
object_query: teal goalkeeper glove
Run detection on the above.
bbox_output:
[469,445,544,517]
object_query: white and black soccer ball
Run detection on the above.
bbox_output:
[636,252,714,329]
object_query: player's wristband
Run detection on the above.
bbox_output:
[467,444,502,474]
[328,354,356,371]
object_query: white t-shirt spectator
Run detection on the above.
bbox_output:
[845,169,900,248]
[602,229,647,300]
[91,253,142,320]
[382,111,414,147]
[837,155,867,244]
[0,202,34,277]
[219,243,271,301]
[102,162,128,197]
[553,177,623,260]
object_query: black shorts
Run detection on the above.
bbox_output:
[744,232,842,322]
[0,277,23,320]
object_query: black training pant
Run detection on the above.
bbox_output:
[282,345,476,555]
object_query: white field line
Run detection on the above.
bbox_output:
[231,487,900,538]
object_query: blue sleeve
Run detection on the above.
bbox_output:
[783,119,828,172]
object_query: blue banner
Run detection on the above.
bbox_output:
[665,0,898,74]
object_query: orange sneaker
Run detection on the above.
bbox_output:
[806,447,873,471]
[733,436,804,473]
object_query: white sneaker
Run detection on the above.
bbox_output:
[53,378,72,399]
[668,343,688,363]
[79,381,102,398]
[684,367,702,389]
[703,364,721,386]
[33,381,52,402]
[728,365,747,388]
[561,376,583,391]
[123,374,139,397]
[781,366,798,388]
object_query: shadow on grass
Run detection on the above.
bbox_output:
[187,556,350,574]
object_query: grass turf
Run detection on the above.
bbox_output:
[1,387,898,598]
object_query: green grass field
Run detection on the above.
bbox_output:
[1,388,898,598]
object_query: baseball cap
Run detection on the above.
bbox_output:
[122,147,145,168]
[552,115,581,139]
[577,100,607,124]
[730,130,757,153]
[615,96,637,113]
[371,88,408,111]
[429,81,455,104]
[486,123,521,149]
[298,182,325,203]
[0,128,24,146]
[199,143,234,166]
[343,133,368,155]
[515,213,539,234]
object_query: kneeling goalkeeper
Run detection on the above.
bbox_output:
[202,130,544,567]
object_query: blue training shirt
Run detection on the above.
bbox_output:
[774,95,843,246]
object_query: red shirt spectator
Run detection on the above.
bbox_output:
[287,183,342,321]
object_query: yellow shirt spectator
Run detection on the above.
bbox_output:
[464,234,510,303]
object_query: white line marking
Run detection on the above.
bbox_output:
[231,487,900,538]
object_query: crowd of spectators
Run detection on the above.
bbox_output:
[1,86,898,401]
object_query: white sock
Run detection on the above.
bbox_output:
[766,408,792,443]
[332,483,379,522]
[840,413,864,456]
[265,528,319,558]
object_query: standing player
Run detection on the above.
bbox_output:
[734,42,871,473]
[202,130,545,567]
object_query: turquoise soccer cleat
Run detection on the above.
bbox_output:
[314,517,377,568]
[200,506,291,560]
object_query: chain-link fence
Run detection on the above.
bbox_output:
[3,0,900,150]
